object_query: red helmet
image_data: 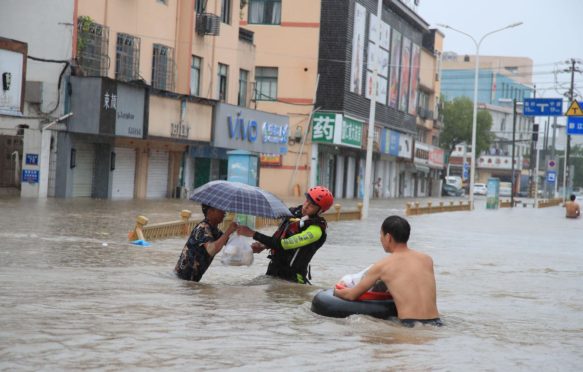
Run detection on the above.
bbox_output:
[306,186,334,213]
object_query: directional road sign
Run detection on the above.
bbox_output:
[567,116,583,135]
[523,98,563,116]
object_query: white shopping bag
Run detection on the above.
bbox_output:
[337,265,373,288]
[220,233,254,266]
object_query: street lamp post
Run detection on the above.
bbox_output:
[437,22,523,209]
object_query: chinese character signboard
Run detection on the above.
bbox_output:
[311,113,363,149]
[25,153,38,165]
[21,169,39,183]
[523,98,563,116]
[341,116,363,148]
[311,113,336,144]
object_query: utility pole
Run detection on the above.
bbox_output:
[511,98,517,207]
[563,58,581,200]
[529,85,536,197]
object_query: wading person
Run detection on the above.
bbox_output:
[237,186,334,284]
[334,215,441,327]
[564,194,580,219]
[175,204,238,282]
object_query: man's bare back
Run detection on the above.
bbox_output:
[565,198,580,218]
[376,249,438,320]
[334,216,439,322]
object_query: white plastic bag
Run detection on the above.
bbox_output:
[337,265,373,288]
[220,234,254,266]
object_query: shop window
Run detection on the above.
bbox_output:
[254,67,277,101]
[248,0,281,25]
[152,44,175,91]
[218,63,228,102]
[238,69,249,107]
[77,18,109,77]
[115,33,140,82]
[221,0,231,24]
[190,56,202,96]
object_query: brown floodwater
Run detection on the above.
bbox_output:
[0,196,581,370]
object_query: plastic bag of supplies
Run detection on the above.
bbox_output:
[337,265,373,288]
[221,233,254,266]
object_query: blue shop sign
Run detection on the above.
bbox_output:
[22,169,39,183]
[25,153,39,165]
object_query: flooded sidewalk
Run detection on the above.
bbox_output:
[0,196,581,370]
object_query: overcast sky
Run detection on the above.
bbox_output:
[416,0,583,100]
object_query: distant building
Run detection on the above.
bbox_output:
[441,53,535,193]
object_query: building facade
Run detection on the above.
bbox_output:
[1,0,289,198]
[243,0,444,199]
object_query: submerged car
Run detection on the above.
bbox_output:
[473,183,488,195]
[442,183,465,196]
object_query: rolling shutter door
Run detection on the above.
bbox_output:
[111,147,136,199]
[146,149,169,198]
[72,143,95,197]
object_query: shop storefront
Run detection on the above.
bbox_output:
[147,94,213,199]
[310,112,363,199]
[57,76,146,198]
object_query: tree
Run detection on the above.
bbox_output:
[439,96,494,161]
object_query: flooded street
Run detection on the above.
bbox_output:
[1,196,582,370]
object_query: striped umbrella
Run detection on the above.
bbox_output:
[189,180,292,219]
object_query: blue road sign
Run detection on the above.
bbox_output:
[547,171,557,183]
[22,169,39,183]
[523,98,563,116]
[567,116,583,135]
[463,163,469,180]
[25,153,39,165]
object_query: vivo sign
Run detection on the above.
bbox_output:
[227,116,259,142]
[214,103,289,154]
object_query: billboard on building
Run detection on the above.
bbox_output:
[399,37,412,112]
[349,3,366,95]
[0,38,27,116]
[388,30,402,108]
[408,44,421,116]
[311,112,363,149]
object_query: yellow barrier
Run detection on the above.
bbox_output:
[405,200,471,216]
[129,203,364,242]
[537,198,563,208]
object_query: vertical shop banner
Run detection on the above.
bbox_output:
[408,44,421,116]
[341,116,363,148]
[388,31,402,108]
[311,113,337,144]
[350,3,366,95]
[399,37,412,113]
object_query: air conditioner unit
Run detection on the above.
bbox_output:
[195,13,220,36]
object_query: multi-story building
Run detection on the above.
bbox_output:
[1,0,289,198]
[440,53,534,191]
[243,0,445,199]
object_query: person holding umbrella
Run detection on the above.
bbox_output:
[175,204,238,282]
[237,186,334,284]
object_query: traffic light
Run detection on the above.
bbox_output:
[532,123,539,142]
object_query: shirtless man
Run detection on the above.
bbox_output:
[565,194,581,218]
[334,215,441,327]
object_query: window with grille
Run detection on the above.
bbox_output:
[248,0,281,24]
[238,69,249,107]
[115,33,140,82]
[254,67,277,101]
[152,44,175,91]
[218,63,228,102]
[190,56,202,96]
[77,18,109,76]
[221,0,231,24]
